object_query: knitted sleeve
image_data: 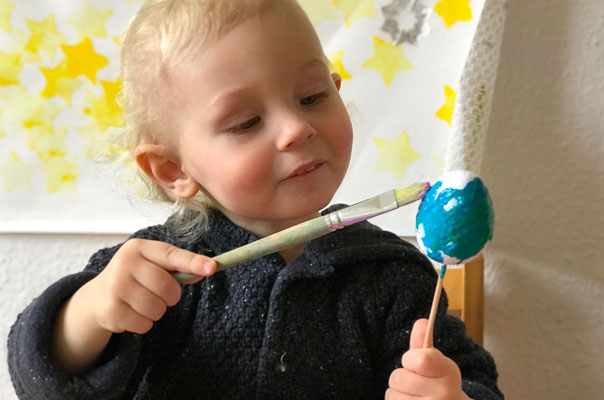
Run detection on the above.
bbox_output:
[7,237,147,399]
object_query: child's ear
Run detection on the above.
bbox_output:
[135,144,200,199]
[331,72,342,91]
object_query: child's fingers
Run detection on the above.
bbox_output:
[97,296,154,334]
[384,387,425,400]
[132,239,216,276]
[401,348,448,378]
[409,318,428,350]
[131,260,182,307]
[119,276,169,322]
[388,367,433,397]
[120,307,154,335]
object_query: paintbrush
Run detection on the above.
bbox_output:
[172,182,431,284]
[423,264,447,348]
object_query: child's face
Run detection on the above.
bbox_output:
[165,6,352,231]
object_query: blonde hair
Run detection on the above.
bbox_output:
[119,0,302,237]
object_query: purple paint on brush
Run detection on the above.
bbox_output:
[419,182,432,200]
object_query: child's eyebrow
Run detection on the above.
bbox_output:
[208,88,252,111]
[205,87,260,120]
[206,58,329,115]
[298,57,330,75]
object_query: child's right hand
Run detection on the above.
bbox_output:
[82,238,216,334]
[53,239,216,373]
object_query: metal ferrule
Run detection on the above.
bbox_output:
[326,211,344,231]
[326,190,399,231]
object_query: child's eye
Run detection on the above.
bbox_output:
[300,93,327,106]
[230,116,261,133]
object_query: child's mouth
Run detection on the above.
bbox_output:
[286,160,325,179]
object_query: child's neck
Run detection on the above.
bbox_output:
[279,244,306,264]
[223,210,319,236]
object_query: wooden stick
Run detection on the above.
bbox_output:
[424,265,447,348]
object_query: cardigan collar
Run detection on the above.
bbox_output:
[191,205,375,280]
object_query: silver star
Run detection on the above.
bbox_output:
[381,0,432,46]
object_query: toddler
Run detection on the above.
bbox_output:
[8,0,503,399]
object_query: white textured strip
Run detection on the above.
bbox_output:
[445,0,507,174]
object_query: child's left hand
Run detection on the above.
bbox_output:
[386,319,472,400]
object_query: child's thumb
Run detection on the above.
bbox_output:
[409,318,429,350]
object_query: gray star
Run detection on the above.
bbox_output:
[382,0,432,46]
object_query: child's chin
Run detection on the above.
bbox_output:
[292,196,333,218]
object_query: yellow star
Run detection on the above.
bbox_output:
[0,85,56,129]
[83,80,123,128]
[61,38,109,83]
[435,85,456,126]
[0,0,15,33]
[92,79,123,119]
[28,126,69,161]
[373,131,421,180]
[21,100,66,160]
[333,0,377,27]
[41,155,79,194]
[40,64,83,102]
[66,2,113,39]
[79,79,125,156]
[25,16,68,61]
[432,157,445,170]
[77,123,127,158]
[2,29,41,63]
[0,85,30,129]
[328,50,352,80]
[434,0,472,27]
[8,88,63,149]
[0,51,23,85]
[362,37,412,87]
[0,152,34,193]
[113,35,124,46]
[298,0,339,27]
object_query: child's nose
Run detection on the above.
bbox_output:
[275,111,317,151]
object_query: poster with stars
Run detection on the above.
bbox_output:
[0,0,490,236]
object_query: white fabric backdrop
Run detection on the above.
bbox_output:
[0,0,505,235]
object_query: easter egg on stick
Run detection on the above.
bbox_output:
[415,170,494,265]
[416,170,494,349]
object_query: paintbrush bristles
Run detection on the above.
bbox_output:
[395,182,431,207]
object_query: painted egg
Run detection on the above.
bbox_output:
[416,170,494,265]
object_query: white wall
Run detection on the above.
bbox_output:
[0,234,129,398]
[2,0,603,399]
[481,0,604,398]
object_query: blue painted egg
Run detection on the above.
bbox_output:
[416,170,494,265]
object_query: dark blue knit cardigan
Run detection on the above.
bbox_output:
[8,207,503,399]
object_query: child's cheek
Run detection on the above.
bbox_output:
[329,119,353,165]
[216,155,273,204]
[234,160,270,191]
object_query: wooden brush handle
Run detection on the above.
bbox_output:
[172,216,329,283]
[424,276,444,348]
